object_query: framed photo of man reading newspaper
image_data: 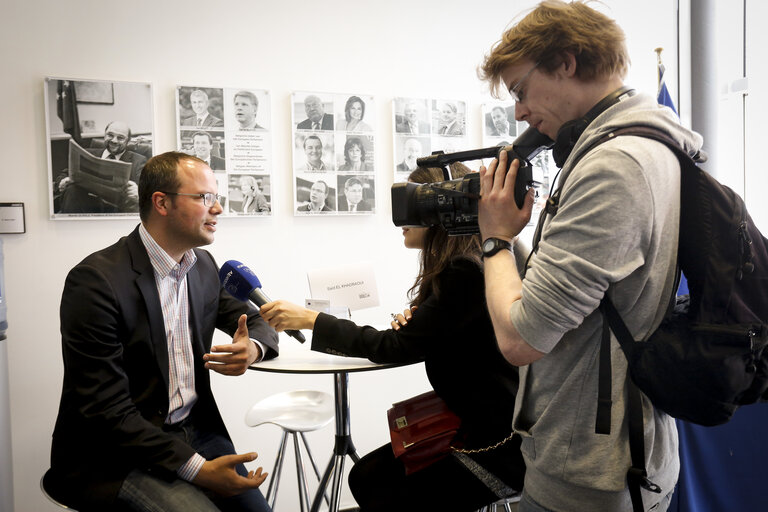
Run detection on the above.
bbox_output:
[44,77,154,219]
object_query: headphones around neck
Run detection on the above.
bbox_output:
[551,86,636,167]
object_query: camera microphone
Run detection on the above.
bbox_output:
[218,260,306,343]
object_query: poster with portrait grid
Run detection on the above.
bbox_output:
[176,86,273,216]
[291,91,377,215]
[392,97,470,183]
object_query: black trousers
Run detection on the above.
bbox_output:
[348,444,500,512]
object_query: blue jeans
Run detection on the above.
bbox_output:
[519,488,674,512]
[116,421,270,512]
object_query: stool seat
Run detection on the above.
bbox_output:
[245,390,334,432]
[246,390,334,511]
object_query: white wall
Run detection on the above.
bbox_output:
[0,1,679,510]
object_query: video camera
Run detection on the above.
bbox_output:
[391,127,554,235]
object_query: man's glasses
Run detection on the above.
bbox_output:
[508,61,540,103]
[161,191,221,207]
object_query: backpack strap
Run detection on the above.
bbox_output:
[601,297,663,512]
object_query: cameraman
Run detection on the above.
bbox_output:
[476,2,703,511]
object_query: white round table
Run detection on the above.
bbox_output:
[250,339,414,512]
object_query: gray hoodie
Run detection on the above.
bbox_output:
[510,92,703,511]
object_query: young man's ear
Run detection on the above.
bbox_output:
[152,192,171,216]
[559,53,578,78]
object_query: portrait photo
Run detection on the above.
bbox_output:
[227,174,271,215]
[482,103,517,140]
[177,86,225,130]
[335,135,374,173]
[335,94,375,133]
[45,77,154,218]
[295,174,336,214]
[432,99,467,136]
[336,174,375,214]
[293,92,335,131]
[393,97,431,135]
[294,131,336,172]
[225,89,269,131]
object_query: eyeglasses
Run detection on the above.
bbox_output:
[161,191,221,207]
[508,61,540,103]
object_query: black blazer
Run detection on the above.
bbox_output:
[311,258,524,488]
[49,226,279,508]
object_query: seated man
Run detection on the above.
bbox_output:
[48,151,278,512]
[56,121,145,213]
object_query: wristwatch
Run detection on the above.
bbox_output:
[481,237,512,259]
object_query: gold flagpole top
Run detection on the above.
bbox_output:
[654,47,663,65]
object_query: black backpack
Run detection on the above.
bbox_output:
[533,125,768,512]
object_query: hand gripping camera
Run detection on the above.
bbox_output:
[391,127,553,235]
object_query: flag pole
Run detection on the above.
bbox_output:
[654,47,663,84]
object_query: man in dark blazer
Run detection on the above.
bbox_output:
[56,121,146,213]
[191,131,226,170]
[181,89,224,128]
[338,177,373,212]
[296,95,334,130]
[395,100,430,135]
[48,152,277,511]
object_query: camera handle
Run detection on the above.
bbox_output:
[415,126,553,208]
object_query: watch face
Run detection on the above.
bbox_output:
[483,239,497,252]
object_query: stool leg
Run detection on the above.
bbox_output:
[292,432,310,512]
[299,432,330,506]
[266,430,289,509]
[504,503,513,512]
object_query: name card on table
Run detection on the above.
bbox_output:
[307,262,379,311]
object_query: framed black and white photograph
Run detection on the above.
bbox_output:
[292,91,376,216]
[45,77,154,219]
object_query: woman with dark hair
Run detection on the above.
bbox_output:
[260,163,524,512]
[338,95,372,132]
[338,137,372,172]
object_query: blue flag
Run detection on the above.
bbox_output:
[656,55,688,295]
[657,61,678,116]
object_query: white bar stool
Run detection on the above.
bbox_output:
[477,492,521,512]
[245,390,334,512]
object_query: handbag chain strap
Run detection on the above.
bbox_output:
[451,431,516,454]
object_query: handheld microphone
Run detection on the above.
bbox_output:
[219,260,306,343]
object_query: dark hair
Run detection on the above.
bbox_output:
[191,131,212,144]
[344,96,366,123]
[344,177,363,190]
[139,151,205,221]
[303,135,322,149]
[406,163,482,307]
[344,137,366,165]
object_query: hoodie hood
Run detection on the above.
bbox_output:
[562,91,704,170]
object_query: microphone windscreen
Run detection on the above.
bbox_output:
[219,260,263,302]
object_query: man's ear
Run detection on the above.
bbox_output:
[560,53,578,78]
[152,191,170,217]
